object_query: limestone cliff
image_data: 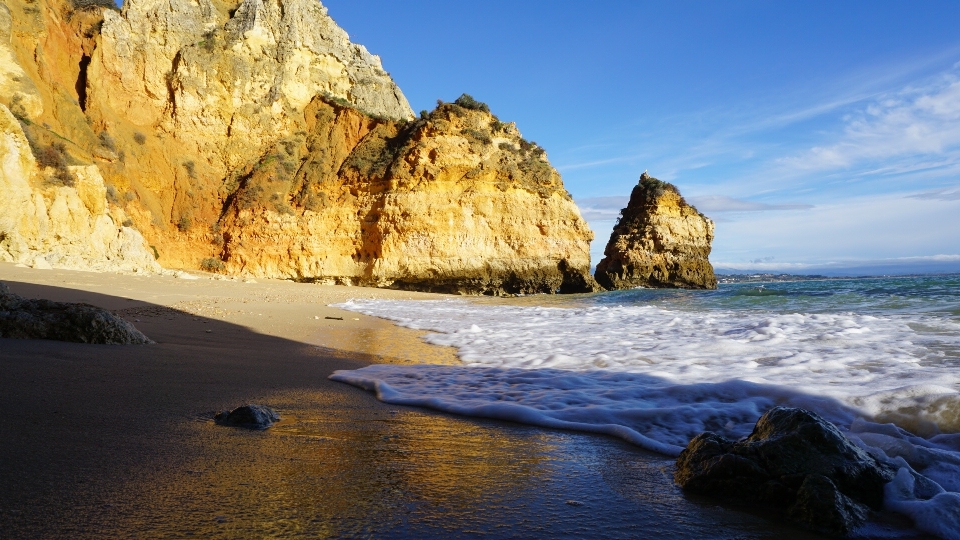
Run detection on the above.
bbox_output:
[0,2,158,272]
[218,97,598,294]
[595,173,716,290]
[0,0,596,293]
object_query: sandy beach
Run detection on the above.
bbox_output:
[0,263,829,539]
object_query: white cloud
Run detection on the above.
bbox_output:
[780,74,960,171]
[556,157,635,172]
[710,193,960,264]
[908,187,960,201]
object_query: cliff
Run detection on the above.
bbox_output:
[0,2,159,272]
[218,96,598,294]
[0,0,596,293]
[595,173,716,290]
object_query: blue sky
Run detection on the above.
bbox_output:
[323,1,960,274]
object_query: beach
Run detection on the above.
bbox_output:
[0,263,839,539]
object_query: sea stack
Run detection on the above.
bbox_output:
[0,0,595,295]
[595,173,716,290]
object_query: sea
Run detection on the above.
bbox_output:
[331,275,960,540]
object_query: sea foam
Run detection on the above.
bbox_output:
[330,298,960,539]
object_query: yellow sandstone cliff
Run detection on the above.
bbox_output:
[0,0,598,293]
[218,97,597,294]
[595,173,717,290]
[0,1,159,272]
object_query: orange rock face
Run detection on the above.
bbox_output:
[1,0,598,293]
[218,99,598,294]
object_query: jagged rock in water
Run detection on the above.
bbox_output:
[0,282,153,344]
[595,173,716,290]
[215,404,280,429]
[674,407,895,537]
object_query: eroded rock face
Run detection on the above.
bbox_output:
[675,407,895,537]
[0,104,160,273]
[1,0,595,294]
[92,0,413,173]
[218,98,598,295]
[595,173,716,290]
[0,282,153,344]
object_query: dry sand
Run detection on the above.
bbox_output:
[0,263,823,539]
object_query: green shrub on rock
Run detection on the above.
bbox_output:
[454,93,490,113]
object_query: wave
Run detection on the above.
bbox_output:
[331,297,960,539]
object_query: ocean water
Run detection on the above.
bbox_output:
[331,275,960,539]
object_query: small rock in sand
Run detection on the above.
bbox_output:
[214,404,280,429]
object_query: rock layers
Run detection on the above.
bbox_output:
[218,97,597,294]
[595,173,716,290]
[675,407,895,537]
[0,2,159,272]
[0,0,597,293]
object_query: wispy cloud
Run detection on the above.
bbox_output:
[688,195,813,213]
[713,254,960,275]
[779,73,960,171]
[908,187,960,201]
[556,157,636,172]
[575,196,629,221]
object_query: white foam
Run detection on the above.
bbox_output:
[330,298,960,538]
[335,299,960,429]
[885,468,960,540]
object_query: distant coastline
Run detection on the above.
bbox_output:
[715,272,960,284]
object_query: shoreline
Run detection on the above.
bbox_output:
[0,263,827,539]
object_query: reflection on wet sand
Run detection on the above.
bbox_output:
[105,388,824,539]
[308,321,461,366]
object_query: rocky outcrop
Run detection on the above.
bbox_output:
[91,0,412,172]
[0,0,596,294]
[675,407,895,537]
[217,96,598,294]
[0,281,153,344]
[215,404,280,429]
[595,173,716,289]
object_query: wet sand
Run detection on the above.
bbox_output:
[0,263,826,539]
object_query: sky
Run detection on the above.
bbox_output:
[321,0,960,275]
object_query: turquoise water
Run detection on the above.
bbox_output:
[591,275,960,317]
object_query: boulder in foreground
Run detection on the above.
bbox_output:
[595,173,716,289]
[215,405,280,429]
[674,406,895,537]
[0,282,153,344]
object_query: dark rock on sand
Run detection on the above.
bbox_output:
[0,282,153,344]
[675,407,895,537]
[214,405,280,429]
